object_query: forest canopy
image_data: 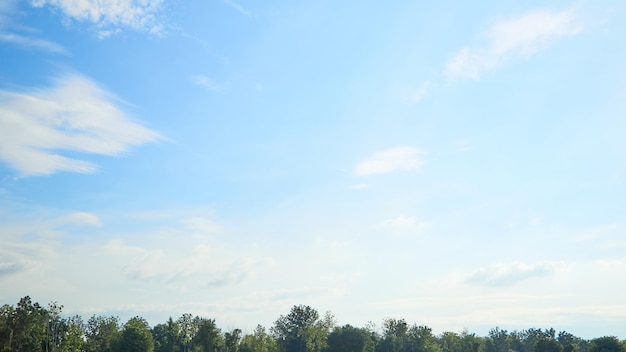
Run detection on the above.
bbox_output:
[1,296,624,352]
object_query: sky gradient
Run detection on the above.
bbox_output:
[1,0,625,339]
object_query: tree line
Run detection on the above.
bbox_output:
[0,296,624,352]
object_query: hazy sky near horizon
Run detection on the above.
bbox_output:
[1,0,625,339]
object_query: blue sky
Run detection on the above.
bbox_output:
[1,0,625,339]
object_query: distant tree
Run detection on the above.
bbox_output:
[0,304,15,351]
[590,337,624,352]
[377,318,408,352]
[225,329,242,352]
[85,315,120,352]
[191,318,223,352]
[240,325,278,352]
[59,315,86,352]
[406,324,441,352]
[12,296,48,352]
[272,305,326,352]
[153,317,181,352]
[535,339,563,352]
[459,329,484,352]
[178,314,197,352]
[327,324,374,352]
[486,328,509,352]
[438,332,462,352]
[118,316,154,352]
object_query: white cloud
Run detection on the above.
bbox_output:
[405,81,429,106]
[58,212,102,227]
[190,75,222,92]
[0,32,66,53]
[0,74,163,176]
[182,216,223,236]
[29,0,165,37]
[465,261,567,286]
[355,147,422,176]
[222,0,252,18]
[595,259,625,270]
[445,8,582,79]
[378,216,431,237]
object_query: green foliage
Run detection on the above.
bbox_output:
[153,317,181,352]
[0,296,624,352]
[271,305,325,352]
[240,325,278,352]
[590,337,624,352]
[85,315,120,352]
[327,324,374,352]
[118,316,155,352]
[191,318,222,352]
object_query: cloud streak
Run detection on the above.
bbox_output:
[0,32,66,53]
[445,8,582,79]
[465,261,567,286]
[30,0,165,37]
[355,147,422,176]
[0,74,163,176]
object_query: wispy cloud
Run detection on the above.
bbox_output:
[355,147,422,176]
[0,74,163,176]
[378,215,431,236]
[405,81,429,105]
[0,32,66,53]
[222,0,253,18]
[465,261,567,286]
[190,75,222,92]
[30,0,166,38]
[445,8,582,79]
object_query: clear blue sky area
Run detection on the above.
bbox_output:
[1,0,625,339]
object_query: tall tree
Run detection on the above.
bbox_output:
[271,305,331,352]
[486,328,510,352]
[377,318,408,352]
[12,296,48,352]
[177,314,197,352]
[0,304,15,351]
[327,324,374,352]
[85,315,120,352]
[118,316,154,352]
[191,318,223,352]
[153,317,181,352]
[239,325,278,352]
[590,337,624,352]
[225,329,242,352]
[59,315,86,352]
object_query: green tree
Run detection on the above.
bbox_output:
[406,324,441,352]
[191,318,223,352]
[239,325,278,352]
[459,329,484,352]
[225,329,242,352]
[0,304,15,352]
[377,318,408,352]
[590,337,624,352]
[486,328,510,352]
[535,339,563,352]
[59,316,86,352]
[271,305,324,352]
[12,296,48,352]
[153,317,181,352]
[438,332,462,352]
[118,316,154,352]
[85,315,119,352]
[327,324,374,352]
[178,314,197,352]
